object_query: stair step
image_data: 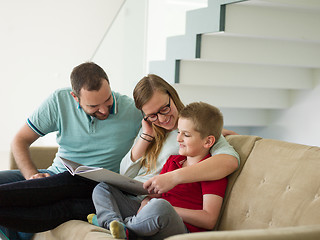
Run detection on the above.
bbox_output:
[178,60,314,89]
[185,2,218,35]
[220,108,270,127]
[184,0,245,35]
[149,59,176,83]
[166,35,196,60]
[173,84,289,109]
[200,32,320,68]
[224,0,320,41]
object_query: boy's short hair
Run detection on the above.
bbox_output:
[179,102,223,142]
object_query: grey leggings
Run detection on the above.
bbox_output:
[93,183,188,239]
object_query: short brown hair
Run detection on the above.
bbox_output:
[70,62,109,97]
[179,102,223,142]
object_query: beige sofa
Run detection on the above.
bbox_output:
[10,135,320,240]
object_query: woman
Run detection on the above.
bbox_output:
[120,74,239,194]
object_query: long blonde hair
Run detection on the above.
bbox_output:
[133,74,184,173]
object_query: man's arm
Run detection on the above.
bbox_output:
[11,123,49,179]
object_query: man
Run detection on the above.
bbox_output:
[0,62,142,239]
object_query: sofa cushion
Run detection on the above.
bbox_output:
[166,224,320,240]
[218,138,320,230]
[32,220,113,240]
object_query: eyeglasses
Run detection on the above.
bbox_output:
[143,97,171,122]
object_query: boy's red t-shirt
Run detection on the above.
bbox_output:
[160,154,228,233]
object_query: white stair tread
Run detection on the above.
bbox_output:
[220,108,270,127]
[178,59,314,89]
[173,84,289,109]
[225,0,320,41]
[200,32,320,68]
[237,0,320,11]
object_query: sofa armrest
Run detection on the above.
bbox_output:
[10,146,58,170]
[165,225,320,240]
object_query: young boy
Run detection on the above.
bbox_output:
[90,102,228,239]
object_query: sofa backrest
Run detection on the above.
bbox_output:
[10,146,58,170]
[214,135,262,229]
[218,138,320,230]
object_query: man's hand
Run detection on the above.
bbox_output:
[143,171,178,194]
[28,172,51,180]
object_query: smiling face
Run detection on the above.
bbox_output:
[177,117,210,158]
[141,91,179,131]
[72,79,113,120]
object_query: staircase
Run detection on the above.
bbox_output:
[149,0,320,129]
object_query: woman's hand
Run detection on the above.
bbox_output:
[130,119,155,162]
[222,128,239,137]
[143,171,178,194]
[141,118,154,137]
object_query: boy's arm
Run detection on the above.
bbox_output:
[173,194,223,230]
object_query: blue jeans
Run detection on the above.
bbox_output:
[0,170,97,234]
[93,183,188,239]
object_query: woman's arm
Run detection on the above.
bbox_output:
[144,154,238,194]
[130,119,154,162]
[174,194,223,230]
[222,128,238,137]
[120,120,155,177]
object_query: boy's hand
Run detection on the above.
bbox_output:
[144,171,177,194]
[137,197,151,213]
[137,194,162,213]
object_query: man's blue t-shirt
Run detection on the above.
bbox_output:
[27,88,142,174]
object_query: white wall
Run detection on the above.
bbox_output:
[250,70,320,147]
[0,0,137,169]
[92,0,148,97]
